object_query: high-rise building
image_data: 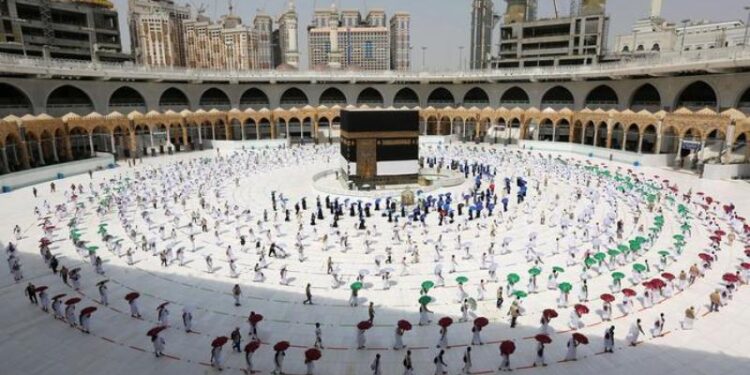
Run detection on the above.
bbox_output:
[183,4,270,71]
[390,12,410,71]
[0,0,130,62]
[253,14,273,70]
[129,0,190,67]
[493,0,608,68]
[470,0,498,69]
[276,1,299,69]
[308,5,409,71]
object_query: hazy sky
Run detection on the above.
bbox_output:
[113,0,750,69]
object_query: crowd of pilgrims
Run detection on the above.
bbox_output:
[7,143,750,374]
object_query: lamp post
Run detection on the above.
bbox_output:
[743,6,750,47]
[679,19,690,55]
[421,46,427,71]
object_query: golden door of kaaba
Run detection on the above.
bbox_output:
[356,139,377,179]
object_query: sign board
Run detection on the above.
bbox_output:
[681,140,702,151]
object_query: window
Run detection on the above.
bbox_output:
[364,40,373,59]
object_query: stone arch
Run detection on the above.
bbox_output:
[595,122,608,147]
[630,83,662,111]
[572,121,584,143]
[554,119,570,142]
[214,119,228,140]
[243,118,258,140]
[583,121,595,145]
[660,126,679,154]
[538,118,554,141]
[500,87,530,106]
[357,87,385,106]
[463,87,490,106]
[46,85,94,116]
[393,88,420,107]
[736,86,750,113]
[584,85,619,110]
[280,88,309,107]
[67,126,91,159]
[230,118,243,140]
[133,124,151,155]
[112,125,132,158]
[108,86,147,113]
[438,116,452,136]
[91,125,112,154]
[610,123,624,149]
[159,87,190,111]
[258,118,273,140]
[641,124,658,153]
[320,87,348,106]
[541,86,574,109]
[426,116,439,135]
[675,81,718,110]
[624,124,640,152]
[427,87,455,107]
[199,88,231,110]
[0,82,33,116]
[240,88,270,109]
[3,133,25,172]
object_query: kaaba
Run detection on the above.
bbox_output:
[339,109,420,186]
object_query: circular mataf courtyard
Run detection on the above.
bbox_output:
[2,143,750,375]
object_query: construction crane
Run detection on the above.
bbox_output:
[552,0,559,18]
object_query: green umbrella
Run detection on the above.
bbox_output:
[86,246,98,253]
[633,263,646,272]
[629,241,641,252]
[681,223,691,231]
[456,276,469,285]
[421,281,434,291]
[507,273,520,285]
[418,296,433,305]
[593,252,607,262]
[634,236,647,244]
[658,250,670,257]
[654,215,664,223]
[512,290,528,299]
[528,267,541,276]
[673,234,684,241]
[617,244,629,253]
[611,272,625,280]
[350,282,363,291]
[585,257,597,267]
[552,266,565,273]
[649,226,660,233]
[559,282,572,293]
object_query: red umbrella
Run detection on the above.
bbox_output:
[650,278,666,288]
[715,229,726,236]
[157,302,169,310]
[357,321,373,330]
[212,336,228,347]
[661,272,675,281]
[147,326,166,337]
[535,334,552,344]
[740,262,750,270]
[474,317,489,328]
[499,340,516,355]
[709,236,721,243]
[65,297,81,305]
[397,320,413,331]
[745,249,750,257]
[574,304,589,315]
[249,313,264,324]
[124,292,140,301]
[244,341,261,353]
[80,306,97,316]
[35,286,48,293]
[622,288,637,297]
[600,293,615,303]
[572,332,589,345]
[543,309,558,319]
[305,348,322,361]
[706,196,714,205]
[723,273,740,283]
[642,281,657,290]
[698,253,714,262]
[52,293,66,300]
[273,341,290,351]
[438,317,453,328]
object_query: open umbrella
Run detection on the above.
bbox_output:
[661,272,675,281]
[715,229,726,236]
[600,293,615,303]
[584,257,598,267]
[438,317,453,328]
[65,297,81,305]
[506,273,520,285]
[421,280,434,291]
[535,334,552,344]
[741,262,750,270]
[512,290,528,299]
[650,278,666,288]
[157,302,169,310]
[418,296,433,305]
[658,250,671,258]
[455,276,469,285]
[147,326,166,337]
[607,249,621,257]
[305,348,322,361]
[572,332,589,345]
[273,341,290,351]
[474,317,489,328]
[622,288,637,297]
[397,320,412,331]
[125,292,140,301]
[633,263,646,273]
[543,309,558,319]
[617,244,630,253]
[500,340,516,355]
[244,341,261,353]
[80,306,97,315]
[249,313,264,324]
[558,282,572,293]
[52,293,66,300]
[212,336,228,347]
[34,286,48,293]
[552,266,565,273]
[723,273,740,283]
[612,272,625,280]
[357,321,373,330]
[574,304,589,315]
[350,282,363,291]
[698,253,713,262]
[528,267,541,276]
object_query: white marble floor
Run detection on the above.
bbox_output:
[1,144,749,375]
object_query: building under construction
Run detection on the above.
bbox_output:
[0,0,130,62]
[492,0,609,68]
